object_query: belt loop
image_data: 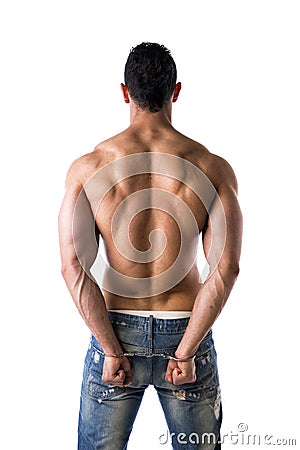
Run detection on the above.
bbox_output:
[149,315,154,352]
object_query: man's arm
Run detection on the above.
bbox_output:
[166,160,243,385]
[58,161,132,386]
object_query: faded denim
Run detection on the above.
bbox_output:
[78,312,222,450]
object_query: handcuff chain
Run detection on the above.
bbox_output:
[102,351,195,362]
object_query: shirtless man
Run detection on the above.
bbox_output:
[59,43,242,450]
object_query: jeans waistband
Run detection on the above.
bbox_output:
[108,310,212,337]
[109,309,192,319]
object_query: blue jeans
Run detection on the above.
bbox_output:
[78,312,222,450]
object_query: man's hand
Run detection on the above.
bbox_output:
[102,356,132,387]
[165,359,196,385]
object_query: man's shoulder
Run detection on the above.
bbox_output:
[180,137,237,191]
[180,136,226,167]
[205,153,238,191]
[65,135,122,186]
[65,150,99,187]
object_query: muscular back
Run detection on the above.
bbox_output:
[76,127,224,310]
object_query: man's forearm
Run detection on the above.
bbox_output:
[175,265,239,358]
[62,262,123,355]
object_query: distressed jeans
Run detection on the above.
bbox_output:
[78,312,222,450]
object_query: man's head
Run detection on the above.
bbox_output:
[123,42,179,113]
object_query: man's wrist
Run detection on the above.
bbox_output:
[103,352,125,358]
[170,354,196,362]
[175,346,198,360]
[98,341,123,358]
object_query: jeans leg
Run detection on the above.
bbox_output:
[157,387,222,450]
[154,334,222,450]
[78,388,144,450]
[78,343,146,450]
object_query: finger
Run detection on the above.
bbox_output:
[115,369,126,383]
[165,362,174,382]
[102,376,124,386]
[172,368,182,385]
[124,370,133,387]
[173,368,194,385]
[172,372,196,386]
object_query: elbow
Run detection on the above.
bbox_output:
[61,263,69,280]
[230,264,240,281]
[61,260,80,283]
[61,263,72,284]
[229,261,240,279]
[219,260,240,284]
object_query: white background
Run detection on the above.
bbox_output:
[0,1,299,449]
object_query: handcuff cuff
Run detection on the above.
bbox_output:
[101,351,196,362]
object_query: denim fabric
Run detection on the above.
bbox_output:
[78,312,222,450]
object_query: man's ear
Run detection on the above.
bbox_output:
[121,83,130,104]
[172,82,182,103]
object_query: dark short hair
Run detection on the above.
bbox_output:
[124,42,177,113]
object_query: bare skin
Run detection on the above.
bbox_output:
[59,82,243,387]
